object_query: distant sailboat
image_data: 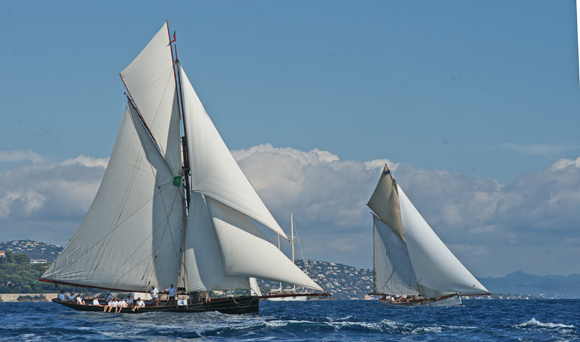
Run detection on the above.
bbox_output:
[367,164,490,305]
[265,213,309,301]
[38,22,324,314]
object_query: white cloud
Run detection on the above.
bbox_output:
[61,155,109,168]
[0,157,106,223]
[0,150,44,163]
[549,157,580,171]
[2,147,580,277]
[234,147,580,275]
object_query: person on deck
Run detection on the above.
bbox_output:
[165,284,176,305]
[106,297,118,313]
[116,298,126,313]
[92,297,102,307]
[126,295,134,307]
[75,295,85,305]
[58,291,66,301]
[150,286,160,307]
[135,297,145,311]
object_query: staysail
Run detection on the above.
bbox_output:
[41,22,323,296]
[368,164,488,298]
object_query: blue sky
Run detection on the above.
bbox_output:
[1,1,580,278]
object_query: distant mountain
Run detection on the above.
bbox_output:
[480,270,580,298]
[0,240,63,262]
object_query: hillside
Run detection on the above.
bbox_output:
[0,251,62,293]
[257,259,373,300]
[0,240,63,262]
[2,240,580,298]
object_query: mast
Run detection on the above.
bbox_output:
[167,22,191,295]
[291,213,295,264]
[291,213,296,293]
[168,23,191,209]
[278,233,282,292]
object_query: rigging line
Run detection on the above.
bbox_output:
[119,76,160,150]
[127,95,180,178]
[135,71,177,164]
[291,219,315,283]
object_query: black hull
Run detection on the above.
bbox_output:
[52,296,259,315]
[378,294,462,306]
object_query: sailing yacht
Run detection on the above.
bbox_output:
[39,22,324,314]
[265,214,310,301]
[367,164,490,305]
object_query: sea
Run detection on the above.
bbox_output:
[1,299,578,341]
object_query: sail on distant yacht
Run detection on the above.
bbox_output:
[39,22,325,314]
[265,214,312,301]
[367,164,490,305]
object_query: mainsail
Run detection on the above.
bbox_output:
[368,165,488,298]
[40,22,322,294]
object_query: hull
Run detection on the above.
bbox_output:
[265,295,308,302]
[260,293,329,301]
[379,294,462,306]
[52,296,259,315]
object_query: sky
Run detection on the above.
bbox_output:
[1,1,580,278]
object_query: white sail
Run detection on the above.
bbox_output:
[183,192,250,292]
[368,165,488,298]
[180,66,288,239]
[120,23,181,173]
[398,187,488,297]
[372,215,416,295]
[249,277,262,297]
[206,197,323,291]
[41,102,184,292]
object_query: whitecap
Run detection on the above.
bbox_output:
[515,317,575,329]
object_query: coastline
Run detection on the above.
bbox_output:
[0,293,58,302]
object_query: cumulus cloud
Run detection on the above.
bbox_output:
[0,150,44,163]
[0,156,106,244]
[234,145,580,276]
[2,145,580,277]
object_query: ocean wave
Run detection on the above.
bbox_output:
[515,317,575,329]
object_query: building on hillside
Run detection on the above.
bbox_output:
[0,251,5,258]
[30,259,47,264]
